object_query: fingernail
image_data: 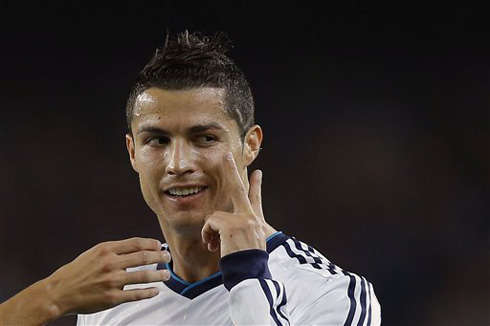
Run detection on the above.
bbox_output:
[162,270,171,280]
[162,251,171,261]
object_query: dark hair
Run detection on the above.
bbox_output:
[126,30,255,138]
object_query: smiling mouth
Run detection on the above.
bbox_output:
[165,186,207,197]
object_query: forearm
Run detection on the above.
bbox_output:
[0,277,63,326]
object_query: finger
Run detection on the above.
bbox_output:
[108,237,162,255]
[248,169,264,219]
[205,233,220,252]
[201,216,221,252]
[122,269,171,286]
[117,287,161,304]
[118,250,171,269]
[201,212,229,251]
[222,152,253,213]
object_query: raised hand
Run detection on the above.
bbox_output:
[1,237,171,325]
[201,152,266,257]
[49,237,171,314]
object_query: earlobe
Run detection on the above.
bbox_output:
[125,134,139,172]
[243,125,263,166]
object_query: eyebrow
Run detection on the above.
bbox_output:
[189,122,225,134]
[136,122,225,135]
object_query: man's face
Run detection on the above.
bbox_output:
[126,87,261,237]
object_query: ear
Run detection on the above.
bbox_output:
[125,133,139,173]
[242,125,263,166]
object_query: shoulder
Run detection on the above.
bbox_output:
[268,232,344,282]
[268,233,382,325]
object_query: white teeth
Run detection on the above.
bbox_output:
[168,187,203,196]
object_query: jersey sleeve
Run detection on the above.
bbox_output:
[220,247,382,326]
[291,270,382,326]
[219,249,290,326]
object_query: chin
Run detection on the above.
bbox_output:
[158,210,206,236]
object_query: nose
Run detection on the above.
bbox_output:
[166,139,196,176]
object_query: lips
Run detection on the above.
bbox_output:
[164,185,208,199]
[167,186,204,196]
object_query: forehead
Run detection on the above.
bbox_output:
[132,87,235,130]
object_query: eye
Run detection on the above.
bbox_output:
[196,134,217,145]
[147,136,170,146]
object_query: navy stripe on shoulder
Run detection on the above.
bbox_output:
[281,237,340,273]
[328,261,338,274]
[291,238,323,268]
[283,240,322,269]
[366,282,373,326]
[342,270,357,326]
[357,277,368,326]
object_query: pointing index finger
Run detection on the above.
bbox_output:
[223,152,253,213]
[248,169,264,219]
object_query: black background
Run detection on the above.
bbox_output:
[1,1,488,325]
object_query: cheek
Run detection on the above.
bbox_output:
[196,146,222,173]
[135,150,165,212]
[135,148,165,180]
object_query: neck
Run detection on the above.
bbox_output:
[162,228,221,283]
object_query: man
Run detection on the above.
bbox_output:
[1,30,381,325]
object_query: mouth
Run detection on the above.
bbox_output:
[164,186,208,200]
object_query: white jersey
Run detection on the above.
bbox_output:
[78,232,381,325]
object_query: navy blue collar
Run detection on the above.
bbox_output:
[157,231,289,299]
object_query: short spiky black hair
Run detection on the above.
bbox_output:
[126,30,255,138]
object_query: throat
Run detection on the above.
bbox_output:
[168,239,221,283]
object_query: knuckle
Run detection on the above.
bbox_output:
[238,217,260,231]
[237,214,255,226]
[101,258,116,273]
[138,271,153,283]
[94,243,109,256]
[153,239,162,250]
[100,273,118,289]
[133,289,151,300]
[239,218,258,232]
[139,251,151,264]
[132,238,145,250]
[205,213,217,223]
[104,290,119,305]
[246,218,258,228]
[130,291,143,301]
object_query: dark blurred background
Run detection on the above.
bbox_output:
[1,1,488,325]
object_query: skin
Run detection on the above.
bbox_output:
[0,86,276,325]
[126,87,276,282]
[0,237,171,325]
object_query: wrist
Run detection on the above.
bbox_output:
[219,249,271,291]
[0,278,64,326]
[42,274,67,319]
